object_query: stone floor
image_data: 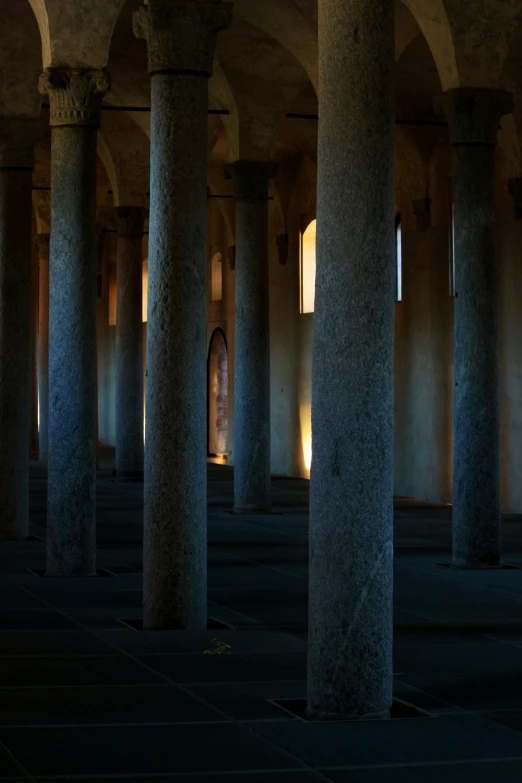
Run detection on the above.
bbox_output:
[1,455,522,780]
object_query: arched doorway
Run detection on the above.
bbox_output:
[208,329,228,458]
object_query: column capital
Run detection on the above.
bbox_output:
[435,88,513,147]
[0,119,39,169]
[226,160,278,202]
[39,68,110,128]
[115,206,147,239]
[133,1,232,77]
[37,233,50,261]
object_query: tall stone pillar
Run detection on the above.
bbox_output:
[29,240,40,459]
[437,89,513,568]
[115,206,146,480]
[0,122,35,540]
[230,161,274,512]
[39,69,109,576]
[134,0,232,629]
[307,0,395,720]
[37,233,50,461]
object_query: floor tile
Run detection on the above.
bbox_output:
[323,759,522,782]
[247,714,522,767]
[0,655,164,687]
[138,652,307,684]
[0,611,77,631]
[187,680,307,720]
[0,630,117,656]
[0,685,225,725]
[0,724,304,775]
[99,629,306,656]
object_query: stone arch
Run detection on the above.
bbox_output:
[0,0,42,117]
[232,0,318,93]
[210,60,240,162]
[400,0,459,90]
[27,0,126,69]
[96,133,119,205]
[207,328,229,458]
[207,169,236,248]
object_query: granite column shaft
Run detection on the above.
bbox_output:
[115,207,146,480]
[134,0,232,628]
[40,68,109,576]
[0,127,34,540]
[37,234,50,461]
[438,89,513,568]
[231,161,273,512]
[307,0,395,719]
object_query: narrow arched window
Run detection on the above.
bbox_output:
[395,213,403,303]
[142,258,148,323]
[300,219,316,314]
[449,204,455,296]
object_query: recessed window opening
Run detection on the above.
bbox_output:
[300,219,316,314]
[208,329,228,458]
[142,258,148,322]
[395,213,402,303]
[449,204,455,296]
[210,252,223,302]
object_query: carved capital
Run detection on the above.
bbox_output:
[0,119,40,169]
[227,160,278,202]
[115,206,147,239]
[39,68,110,128]
[435,88,513,147]
[133,1,232,76]
[412,198,431,232]
[37,233,50,262]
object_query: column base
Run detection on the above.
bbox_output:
[450,561,512,570]
[305,705,390,722]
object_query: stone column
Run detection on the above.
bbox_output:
[307,0,395,720]
[437,89,513,568]
[0,122,35,540]
[39,69,109,576]
[230,161,274,512]
[37,233,50,461]
[29,240,40,459]
[134,0,232,629]
[115,206,146,480]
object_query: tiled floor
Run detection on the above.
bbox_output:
[0,456,522,780]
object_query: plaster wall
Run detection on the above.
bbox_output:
[394,226,454,503]
[498,217,522,513]
[268,198,301,477]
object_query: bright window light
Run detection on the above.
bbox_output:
[396,216,403,303]
[300,219,316,314]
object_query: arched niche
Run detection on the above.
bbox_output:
[208,328,229,458]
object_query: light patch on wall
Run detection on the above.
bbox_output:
[300,219,316,314]
[299,403,312,476]
[396,219,403,303]
[142,259,148,322]
[108,265,117,326]
[210,252,223,302]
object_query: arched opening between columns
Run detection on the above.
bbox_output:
[207,328,229,461]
